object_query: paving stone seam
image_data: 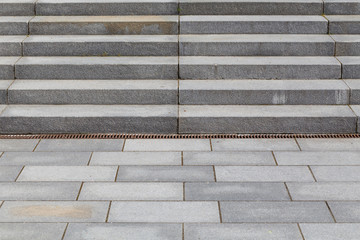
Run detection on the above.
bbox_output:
[297,223,306,240]
[325,201,337,223]
[308,166,318,182]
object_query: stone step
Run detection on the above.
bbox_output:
[7,80,178,104]
[338,57,360,79]
[180,34,335,56]
[0,80,12,104]
[179,0,323,15]
[15,57,178,80]
[0,0,35,16]
[179,105,357,133]
[328,15,360,34]
[29,16,178,35]
[180,16,328,34]
[325,0,360,15]
[179,57,341,79]
[0,17,32,35]
[0,36,26,56]
[0,57,20,79]
[22,35,178,56]
[0,104,178,133]
[179,80,349,105]
[332,35,360,56]
[345,80,360,104]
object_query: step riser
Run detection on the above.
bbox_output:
[0,22,28,35]
[336,43,360,56]
[0,3,34,16]
[325,2,360,15]
[329,21,360,34]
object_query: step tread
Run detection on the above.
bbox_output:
[31,15,178,23]
[181,15,327,22]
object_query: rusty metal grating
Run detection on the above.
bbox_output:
[0,133,360,139]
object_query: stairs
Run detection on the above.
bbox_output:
[0,0,359,134]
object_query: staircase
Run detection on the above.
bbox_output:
[0,0,359,134]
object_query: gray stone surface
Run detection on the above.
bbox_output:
[64,223,182,240]
[0,0,36,16]
[345,80,360,104]
[211,139,299,151]
[17,166,117,181]
[184,223,303,240]
[185,182,290,200]
[220,201,333,223]
[179,57,341,79]
[275,151,360,165]
[79,182,183,200]
[311,166,360,181]
[328,15,360,34]
[0,166,22,181]
[0,81,12,104]
[0,105,178,134]
[0,36,26,56]
[30,16,178,35]
[90,152,181,165]
[0,223,66,240]
[215,166,314,182]
[15,57,178,80]
[0,201,109,222]
[351,105,360,131]
[116,166,214,182]
[36,139,124,152]
[124,139,211,151]
[0,139,39,151]
[325,0,360,14]
[179,105,356,133]
[180,34,334,56]
[338,57,360,79]
[0,152,91,165]
[328,202,360,222]
[297,138,360,151]
[108,201,219,223]
[179,80,349,105]
[8,80,178,104]
[0,182,81,200]
[23,35,178,56]
[300,223,360,240]
[332,35,360,56]
[183,152,275,165]
[180,16,328,34]
[0,17,31,35]
[0,57,19,80]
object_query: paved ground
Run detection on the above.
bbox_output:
[1,138,360,239]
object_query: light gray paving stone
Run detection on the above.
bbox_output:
[0,17,32,35]
[0,80,12,104]
[221,201,333,223]
[185,182,290,200]
[8,80,178,104]
[29,16,178,35]
[310,166,360,181]
[36,139,124,152]
[180,16,328,34]
[179,105,356,133]
[23,35,178,56]
[0,201,109,222]
[338,57,360,79]
[0,182,81,200]
[275,151,360,165]
[124,139,211,151]
[0,105,178,134]
[180,34,334,56]
[215,166,314,182]
[0,223,66,240]
[117,166,214,182]
[179,0,322,15]
[184,223,303,240]
[345,80,360,104]
[17,166,117,182]
[0,152,91,166]
[332,35,360,56]
[328,15,360,34]
[37,0,178,15]
[109,201,219,223]
[0,166,22,181]
[0,36,26,56]
[183,152,275,165]
[79,182,183,200]
[179,80,349,105]
[325,0,360,14]
[287,182,360,200]
[64,223,182,240]
[211,139,299,151]
[300,223,360,240]
[328,202,360,222]
[0,0,36,16]
[180,57,341,79]
[15,57,178,80]
[297,138,360,151]
[0,139,39,151]
[0,57,19,79]
[90,152,181,165]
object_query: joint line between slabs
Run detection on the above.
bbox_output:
[294,138,302,151]
[183,182,185,201]
[61,223,69,240]
[32,139,41,152]
[121,139,126,152]
[114,166,120,182]
[76,182,84,201]
[284,182,293,201]
[271,151,278,165]
[213,165,217,182]
[182,223,185,240]
[325,201,337,223]
[297,223,306,240]
[14,166,25,182]
[105,201,112,223]
[87,152,93,166]
[308,166,317,182]
[181,151,184,166]
[218,201,222,223]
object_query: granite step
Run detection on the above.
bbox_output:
[0,80,12,104]
[324,0,360,15]
[0,36,26,56]
[0,0,36,16]
[328,15,360,34]
[332,35,360,56]
[0,17,32,35]
[0,57,21,79]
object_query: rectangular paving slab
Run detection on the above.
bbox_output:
[124,139,211,151]
[211,139,299,151]
[0,223,66,240]
[310,166,360,181]
[328,15,360,34]
[0,36,26,56]
[0,0,36,16]
[325,0,360,14]
[300,223,360,240]
[35,139,124,152]
[90,152,181,165]
[328,202,360,222]
[297,138,360,151]
[0,166,22,181]
[0,152,91,165]
[0,17,32,35]
[0,139,39,151]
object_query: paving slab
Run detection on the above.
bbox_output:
[184,223,303,240]
[300,223,360,240]
[220,201,333,223]
[0,201,109,222]
[64,223,182,240]
[275,151,360,165]
[328,15,360,34]
[17,166,117,182]
[0,36,26,56]
[185,182,290,200]
[0,17,32,35]
[0,166,22,181]
[0,0,36,16]
[124,139,211,151]
[0,139,39,151]
[116,166,215,182]
[345,80,360,104]
[108,201,219,223]
[328,202,360,222]
[0,223,66,240]
[90,152,181,165]
[215,166,314,182]
[297,138,360,151]
[0,182,81,200]
[325,0,360,14]
[332,35,360,56]
[0,80,12,104]
[183,152,275,165]
[0,57,20,79]
[211,139,299,151]
[36,139,124,152]
[310,166,360,181]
